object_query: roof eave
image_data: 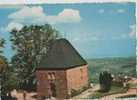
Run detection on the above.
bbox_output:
[36,63,88,70]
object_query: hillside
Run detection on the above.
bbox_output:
[87,57,136,83]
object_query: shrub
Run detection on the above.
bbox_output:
[99,71,113,92]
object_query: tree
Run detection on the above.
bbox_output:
[10,24,59,91]
[0,38,5,72]
[0,38,5,97]
[0,38,18,97]
[99,71,113,92]
[0,38,5,51]
[0,38,15,96]
[1,62,18,96]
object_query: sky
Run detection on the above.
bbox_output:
[0,3,136,60]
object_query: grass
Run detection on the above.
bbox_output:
[89,85,128,99]
[129,83,137,88]
[117,94,137,98]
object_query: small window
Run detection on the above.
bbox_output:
[48,73,52,80]
[48,72,55,80]
[80,68,83,79]
[80,68,83,73]
[51,72,55,80]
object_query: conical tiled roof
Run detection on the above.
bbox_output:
[37,38,87,70]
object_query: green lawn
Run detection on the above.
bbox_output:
[117,94,137,98]
[89,85,127,99]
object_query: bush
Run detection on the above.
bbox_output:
[1,66,18,96]
[99,71,113,92]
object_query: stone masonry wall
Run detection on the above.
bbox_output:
[66,65,89,95]
[36,69,68,99]
[36,65,88,99]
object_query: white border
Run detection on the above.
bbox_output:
[0,0,136,100]
[0,0,135,5]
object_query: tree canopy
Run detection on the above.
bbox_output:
[10,24,60,90]
[0,38,6,73]
[0,38,11,96]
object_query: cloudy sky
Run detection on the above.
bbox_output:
[0,3,136,60]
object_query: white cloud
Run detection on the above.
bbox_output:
[117,9,126,13]
[0,0,133,5]
[57,9,81,23]
[8,6,81,24]
[129,24,136,38]
[8,6,45,20]
[98,9,105,14]
[0,22,23,33]
[1,6,81,33]
[6,22,23,32]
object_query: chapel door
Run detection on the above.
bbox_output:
[50,82,56,97]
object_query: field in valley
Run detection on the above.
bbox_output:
[87,57,136,83]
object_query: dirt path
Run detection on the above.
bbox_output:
[72,84,100,99]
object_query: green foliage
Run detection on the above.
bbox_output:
[0,38,5,54]
[117,94,137,98]
[90,85,127,99]
[10,24,60,91]
[99,71,113,92]
[0,54,18,96]
[0,38,5,47]
[0,56,6,73]
[1,65,18,96]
